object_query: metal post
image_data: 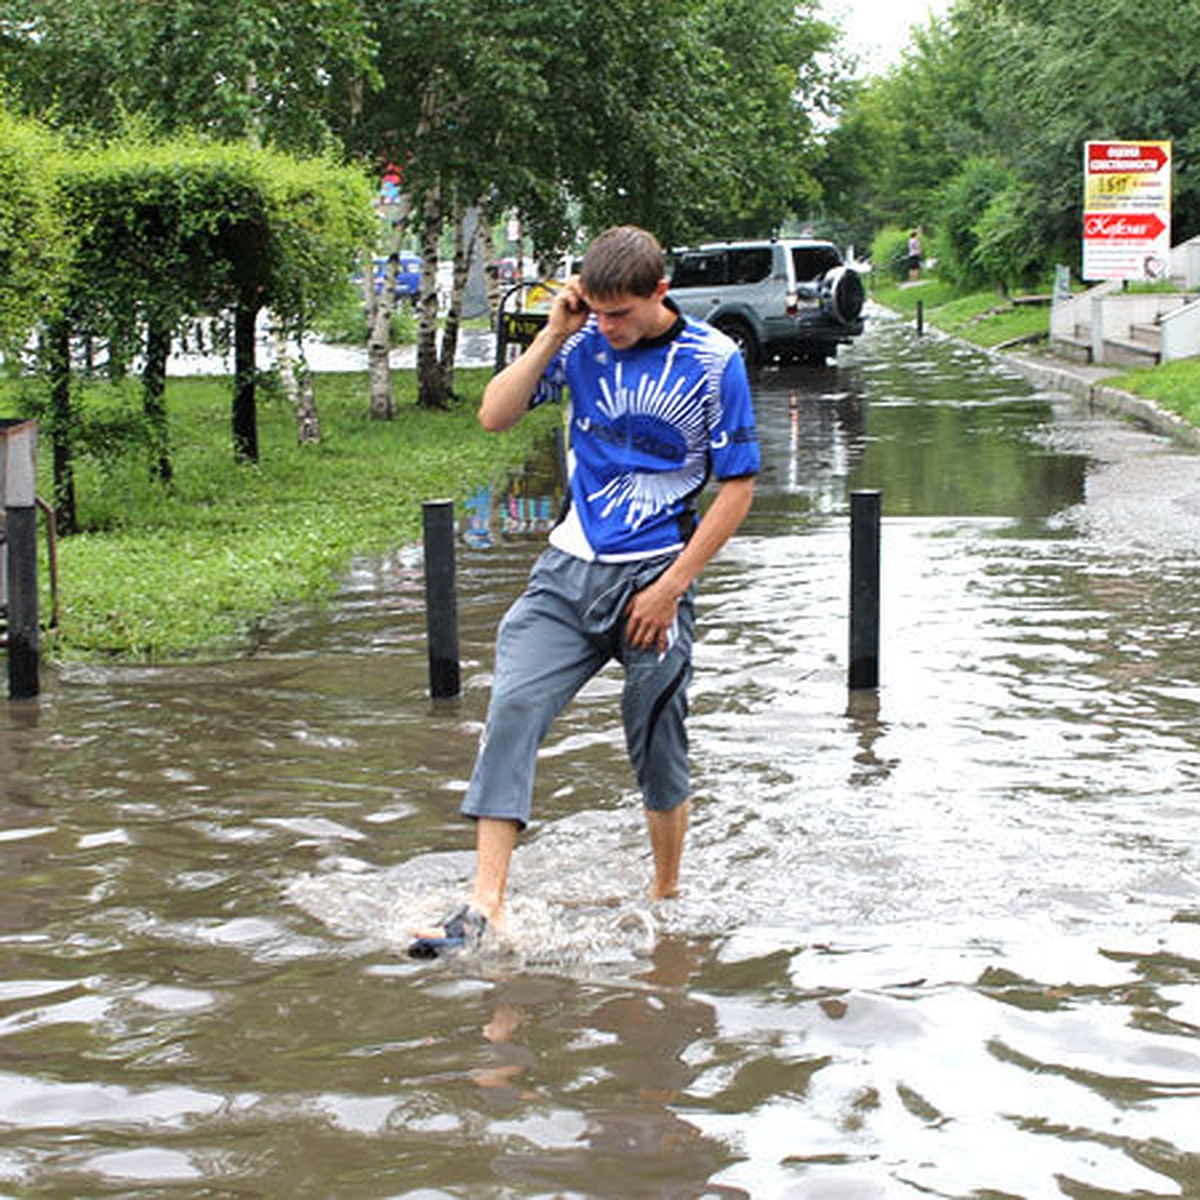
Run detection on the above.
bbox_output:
[916,299,924,336]
[5,507,38,699]
[2,420,39,700]
[422,498,460,699]
[849,489,881,691]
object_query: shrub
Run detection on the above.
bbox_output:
[870,226,913,282]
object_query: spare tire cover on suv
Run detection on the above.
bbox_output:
[821,265,865,326]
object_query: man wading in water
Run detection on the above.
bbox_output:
[409,225,760,957]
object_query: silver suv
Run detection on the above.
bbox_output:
[667,238,865,366]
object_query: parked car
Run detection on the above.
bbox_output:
[492,256,534,286]
[360,252,422,301]
[667,237,865,365]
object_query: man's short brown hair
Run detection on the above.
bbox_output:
[579,225,665,300]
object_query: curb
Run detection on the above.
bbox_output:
[1003,352,1200,450]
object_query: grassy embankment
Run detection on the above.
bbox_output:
[871,276,1200,428]
[0,368,556,661]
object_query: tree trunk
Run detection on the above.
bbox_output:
[45,321,76,536]
[273,320,321,443]
[367,250,397,420]
[232,302,259,463]
[143,322,173,482]
[437,196,471,392]
[416,183,452,409]
[295,372,320,444]
[367,189,411,421]
[477,200,502,323]
[273,320,300,407]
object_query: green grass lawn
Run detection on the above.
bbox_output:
[1106,357,1200,426]
[2,369,557,660]
[871,278,1052,347]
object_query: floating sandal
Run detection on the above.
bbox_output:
[406,905,487,959]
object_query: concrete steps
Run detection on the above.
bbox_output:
[1103,321,1162,367]
[1052,324,1094,363]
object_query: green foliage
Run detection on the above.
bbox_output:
[3,0,850,284]
[933,156,1012,289]
[869,227,912,281]
[0,106,68,351]
[969,182,1045,293]
[0,0,376,152]
[1108,359,1200,428]
[355,0,839,256]
[929,155,1051,294]
[0,368,556,659]
[256,145,379,330]
[826,0,1200,287]
[57,135,375,339]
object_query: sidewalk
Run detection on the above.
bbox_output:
[1002,349,1200,451]
[166,324,497,377]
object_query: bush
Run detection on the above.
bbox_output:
[870,227,913,282]
[0,109,69,351]
[934,157,1040,292]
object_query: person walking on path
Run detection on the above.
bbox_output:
[907,228,923,282]
[409,225,760,957]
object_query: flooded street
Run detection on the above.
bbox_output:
[4,306,1200,1197]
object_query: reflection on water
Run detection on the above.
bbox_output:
[3,307,1200,1196]
[758,335,1090,525]
[462,421,565,550]
[464,484,561,549]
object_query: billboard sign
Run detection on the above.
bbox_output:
[1082,140,1172,281]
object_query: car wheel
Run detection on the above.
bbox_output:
[716,318,760,367]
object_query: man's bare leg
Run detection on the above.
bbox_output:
[410,816,517,944]
[469,816,520,930]
[645,798,690,900]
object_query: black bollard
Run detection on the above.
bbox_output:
[422,498,460,699]
[2,420,39,700]
[4,507,38,699]
[849,489,881,691]
[916,299,924,336]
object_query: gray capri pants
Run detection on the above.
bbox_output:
[462,546,696,829]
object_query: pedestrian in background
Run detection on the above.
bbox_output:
[908,228,923,282]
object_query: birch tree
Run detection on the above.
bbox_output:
[349,0,836,409]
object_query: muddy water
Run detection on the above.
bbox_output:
[3,307,1200,1197]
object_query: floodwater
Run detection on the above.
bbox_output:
[4,307,1200,1197]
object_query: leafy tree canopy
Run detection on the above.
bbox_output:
[821,0,1200,286]
[0,0,374,151]
[351,0,839,255]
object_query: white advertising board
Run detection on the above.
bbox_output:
[1082,140,1172,281]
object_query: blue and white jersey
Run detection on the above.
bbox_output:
[532,305,760,562]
